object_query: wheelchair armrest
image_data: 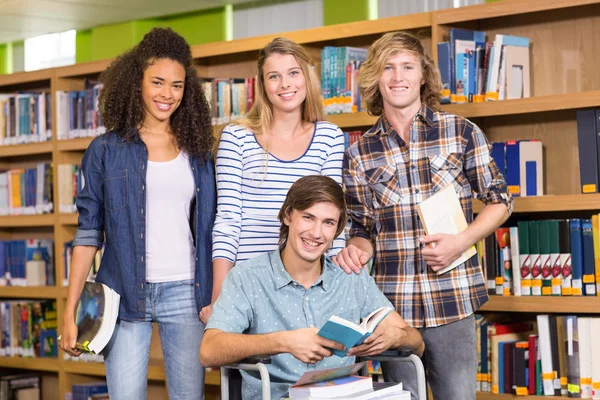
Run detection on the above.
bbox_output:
[237,355,272,365]
[359,346,415,361]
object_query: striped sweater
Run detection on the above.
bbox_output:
[212,121,346,264]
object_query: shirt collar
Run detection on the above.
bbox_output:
[270,250,338,291]
[363,103,435,138]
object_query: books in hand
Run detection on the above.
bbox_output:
[317,306,394,357]
[416,184,477,274]
[74,281,120,354]
[289,362,409,399]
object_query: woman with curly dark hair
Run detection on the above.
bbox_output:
[59,28,215,400]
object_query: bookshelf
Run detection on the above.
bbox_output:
[476,393,562,400]
[1,1,600,399]
[480,296,600,313]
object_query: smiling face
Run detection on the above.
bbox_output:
[378,51,424,113]
[262,53,307,115]
[283,201,340,265]
[141,58,185,126]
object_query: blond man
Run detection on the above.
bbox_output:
[334,32,513,400]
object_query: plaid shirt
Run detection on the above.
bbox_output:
[343,104,513,328]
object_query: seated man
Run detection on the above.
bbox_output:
[200,175,424,400]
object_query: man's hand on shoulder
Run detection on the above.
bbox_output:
[284,328,345,364]
[419,232,469,272]
[333,245,371,275]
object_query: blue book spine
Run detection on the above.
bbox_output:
[490,142,506,177]
[437,42,451,104]
[0,241,4,280]
[569,219,583,296]
[581,219,596,295]
[505,141,520,197]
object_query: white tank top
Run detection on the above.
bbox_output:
[145,151,196,283]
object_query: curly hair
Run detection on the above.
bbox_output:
[360,31,442,116]
[98,27,213,158]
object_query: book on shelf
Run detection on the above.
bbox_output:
[0,299,57,358]
[72,381,108,400]
[318,306,393,357]
[416,184,477,275]
[320,47,367,115]
[0,163,53,217]
[73,282,119,354]
[0,239,54,287]
[0,92,52,146]
[480,215,600,297]
[438,28,531,104]
[476,315,600,397]
[0,372,40,400]
[55,80,105,141]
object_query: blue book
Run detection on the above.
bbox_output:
[505,141,521,197]
[569,219,584,295]
[581,219,596,295]
[318,306,394,357]
[437,42,451,104]
[490,142,506,177]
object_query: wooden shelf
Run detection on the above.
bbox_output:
[477,393,561,399]
[0,356,59,372]
[327,91,600,129]
[0,69,53,87]
[435,0,599,24]
[63,360,220,384]
[473,194,600,214]
[192,13,431,59]
[55,59,112,79]
[0,142,53,158]
[0,213,56,227]
[443,91,600,118]
[56,137,95,152]
[480,295,600,313]
[0,286,58,299]
[59,213,78,225]
[325,112,377,129]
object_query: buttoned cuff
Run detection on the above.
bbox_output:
[73,228,104,248]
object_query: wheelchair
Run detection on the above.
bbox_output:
[219,348,426,400]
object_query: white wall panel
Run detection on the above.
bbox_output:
[233,0,323,40]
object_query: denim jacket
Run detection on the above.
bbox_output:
[73,132,216,321]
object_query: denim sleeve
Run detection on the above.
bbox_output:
[358,269,394,320]
[73,138,105,248]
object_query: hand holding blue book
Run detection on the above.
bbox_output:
[317,306,394,357]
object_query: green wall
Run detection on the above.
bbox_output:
[0,44,10,75]
[75,7,229,63]
[323,0,375,25]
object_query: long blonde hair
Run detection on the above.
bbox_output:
[239,37,323,134]
[360,31,442,116]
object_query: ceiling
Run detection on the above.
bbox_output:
[0,0,253,43]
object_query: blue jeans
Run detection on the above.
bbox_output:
[381,315,477,400]
[103,279,205,400]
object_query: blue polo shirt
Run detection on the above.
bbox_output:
[206,250,392,399]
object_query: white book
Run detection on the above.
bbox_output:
[590,318,600,400]
[537,315,556,396]
[509,227,522,296]
[579,317,593,399]
[416,184,477,274]
[519,140,544,197]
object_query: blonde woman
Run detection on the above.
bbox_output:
[201,37,345,323]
